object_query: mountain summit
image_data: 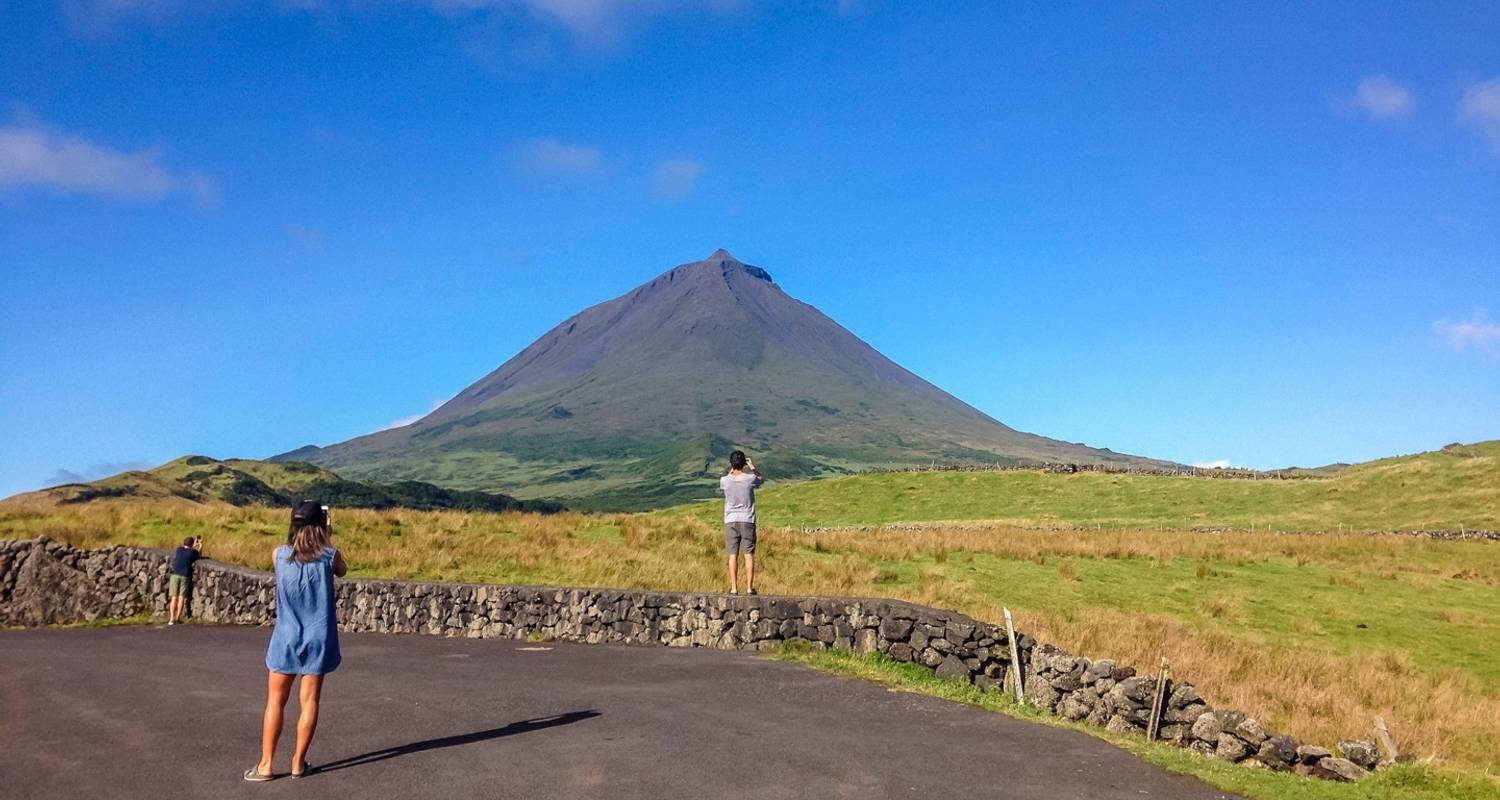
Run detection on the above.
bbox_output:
[279,250,1164,509]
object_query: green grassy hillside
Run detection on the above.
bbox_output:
[681,441,1500,532]
[6,456,561,513]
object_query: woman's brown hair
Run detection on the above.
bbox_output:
[287,500,332,563]
[287,523,332,563]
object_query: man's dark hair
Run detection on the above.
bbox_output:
[729,450,747,470]
[183,536,195,547]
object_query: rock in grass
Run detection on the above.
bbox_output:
[934,654,970,681]
[1216,733,1253,762]
[1191,711,1222,743]
[1164,701,1208,723]
[1158,723,1191,744]
[1256,735,1299,770]
[1167,683,1202,709]
[1312,756,1370,782]
[1338,739,1381,770]
[1233,717,1269,746]
[1025,677,1060,710]
[1296,744,1332,765]
[1057,696,1092,721]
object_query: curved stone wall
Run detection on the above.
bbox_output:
[0,538,1380,781]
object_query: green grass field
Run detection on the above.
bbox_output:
[681,441,1500,531]
[3,440,1497,797]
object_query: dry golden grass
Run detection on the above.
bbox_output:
[4,498,1498,774]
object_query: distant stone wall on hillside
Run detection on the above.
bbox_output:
[0,537,1381,782]
[858,461,1327,480]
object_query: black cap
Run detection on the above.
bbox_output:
[291,500,327,527]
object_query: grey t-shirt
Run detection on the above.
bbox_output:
[719,471,764,524]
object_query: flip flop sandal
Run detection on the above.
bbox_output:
[291,763,315,779]
[243,767,275,782]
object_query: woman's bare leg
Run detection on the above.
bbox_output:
[292,674,324,773]
[258,672,294,776]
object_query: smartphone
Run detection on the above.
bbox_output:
[321,505,330,525]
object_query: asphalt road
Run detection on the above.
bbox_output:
[0,626,1238,800]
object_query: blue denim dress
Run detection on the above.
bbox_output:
[265,545,341,676]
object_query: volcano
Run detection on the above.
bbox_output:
[276,250,1166,509]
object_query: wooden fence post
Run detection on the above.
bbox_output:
[1374,716,1399,764]
[1004,607,1024,705]
[1147,657,1171,740]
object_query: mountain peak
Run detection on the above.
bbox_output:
[696,248,772,282]
[284,250,1166,509]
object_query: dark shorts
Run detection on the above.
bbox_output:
[725,522,757,555]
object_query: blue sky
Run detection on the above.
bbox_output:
[2,1,1498,497]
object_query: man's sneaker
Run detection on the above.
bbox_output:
[747,588,758,596]
[729,589,738,595]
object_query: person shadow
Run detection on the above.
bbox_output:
[314,710,601,774]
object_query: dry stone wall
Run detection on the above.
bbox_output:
[1,538,1380,781]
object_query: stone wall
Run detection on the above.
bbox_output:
[0,538,1380,781]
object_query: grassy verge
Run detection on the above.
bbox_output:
[42,612,157,629]
[773,645,1500,800]
[3,500,1497,773]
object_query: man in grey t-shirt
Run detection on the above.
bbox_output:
[719,450,764,595]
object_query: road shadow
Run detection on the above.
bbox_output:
[314,710,601,774]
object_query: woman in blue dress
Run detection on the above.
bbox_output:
[245,500,348,781]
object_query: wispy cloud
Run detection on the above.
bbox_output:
[377,399,446,432]
[1339,75,1413,120]
[65,0,746,45]
[0,115,218,205]
[1191,459,1234,469]
[42,460,154,487]
[1460,76,1500,152]
[511,136,607,180]
[493,0,675,45]
[1434,310,1500,353]
[653,157,705,201]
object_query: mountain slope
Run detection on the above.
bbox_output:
[279,250,1171,509]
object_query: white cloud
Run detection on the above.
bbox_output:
[1434,310,1500,353]
[511,136,606,179]
[1460,76,1500,152]
[42,460,154,487]
[1341,75,1413,120]
[0,116,218,205]
[377,399,447,432]
[1191,459,1234,469]
[495,0,664,44]
[653,157,705,200]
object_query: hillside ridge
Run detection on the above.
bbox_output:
[2,456,561,513]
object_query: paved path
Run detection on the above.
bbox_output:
[0,626,1237,800]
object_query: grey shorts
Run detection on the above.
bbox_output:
[725,522,757,555]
